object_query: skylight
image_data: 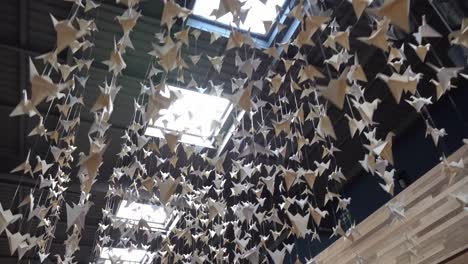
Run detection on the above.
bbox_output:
[192,0,287,35]
[145,85,233,148]
[99,247,154,264]
[116,200,168,229]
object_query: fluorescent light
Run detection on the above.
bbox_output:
[145,85,233,148]
[192,0,286,34]
[99,247,154,264]
[116,200,167,229]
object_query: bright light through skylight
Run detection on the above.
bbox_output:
[99,247,153,264]
[116,200,167,228]
[145,85,233,148]
[192,0,286,35]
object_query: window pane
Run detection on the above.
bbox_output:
[192,0,286,34]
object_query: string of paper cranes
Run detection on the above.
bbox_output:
[3,0,468,263]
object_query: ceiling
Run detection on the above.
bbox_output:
[0,0,467,263]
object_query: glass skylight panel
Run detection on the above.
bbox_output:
[99,247,153,264]
[116,200,167,229]
[145,85,233,148]
[192,0,286,35]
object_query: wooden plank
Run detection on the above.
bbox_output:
[442,249,468,264]
[315,145,468,264]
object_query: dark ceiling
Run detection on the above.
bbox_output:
[0,0,467,263]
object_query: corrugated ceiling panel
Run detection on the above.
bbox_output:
[0,0,18,46]
[0,49,20,105]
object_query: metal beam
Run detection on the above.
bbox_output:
[0,42,149,86]
[0,103,129,133]
[17,0,29,159]
[0,237,95,262]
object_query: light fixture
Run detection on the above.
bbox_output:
[191,0,287,35]
[145,85,233,148]
[99,247,154,264]
[116,200,168,230]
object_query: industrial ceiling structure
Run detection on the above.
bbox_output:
[0,0,467,263]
